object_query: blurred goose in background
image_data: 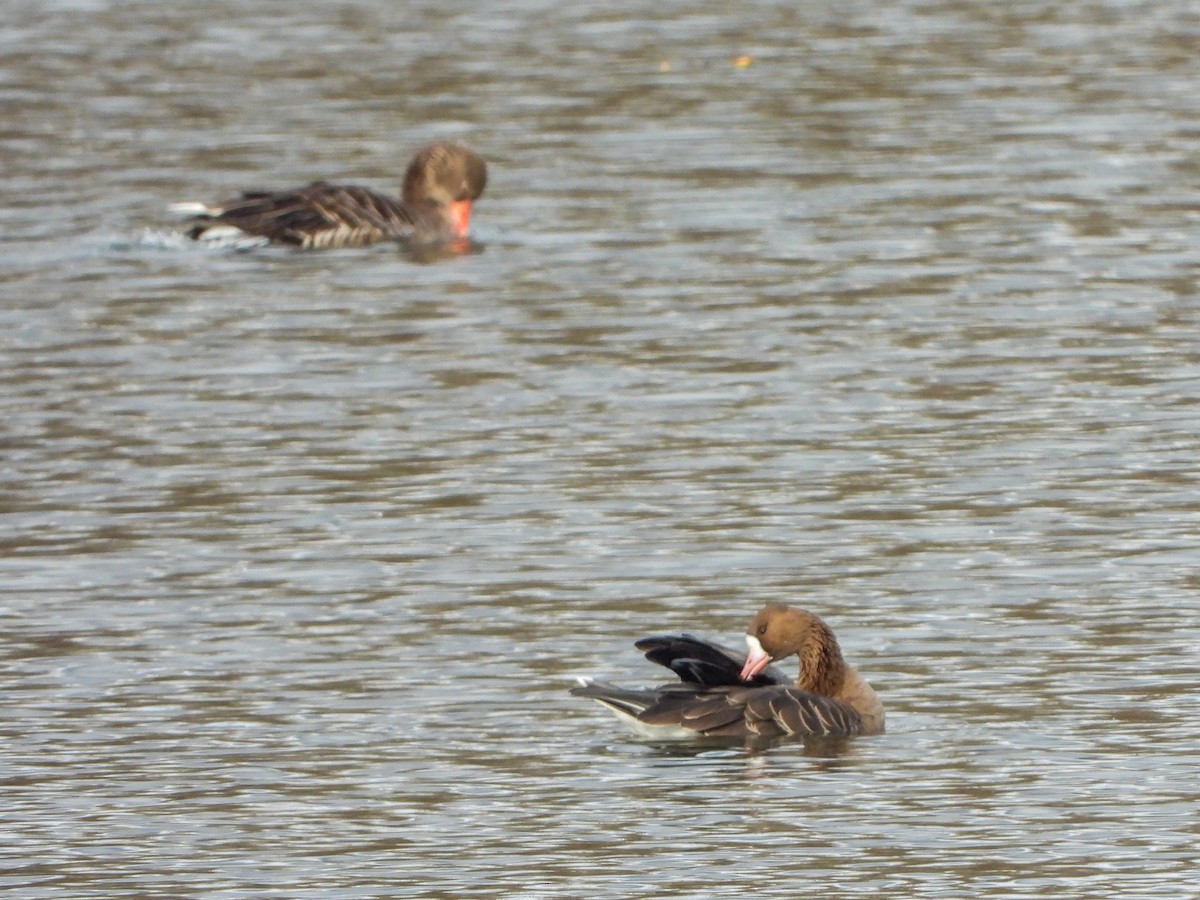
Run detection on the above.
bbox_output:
[176,140,486,249]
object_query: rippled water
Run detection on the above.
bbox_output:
[3,0,1200,896]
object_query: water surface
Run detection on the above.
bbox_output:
[2,0,1199,896]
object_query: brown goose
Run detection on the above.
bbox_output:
[571,604,884,742]
[178,141,487,249]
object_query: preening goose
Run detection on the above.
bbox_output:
[572,604,884,742]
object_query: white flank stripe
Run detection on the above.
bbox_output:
[168,201,219,217]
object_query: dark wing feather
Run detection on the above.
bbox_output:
[743,686,864,737]
[190,183,415,246]
[569,680,658,718]
[634,634,790,687]
[634,686,747,734]
[305,185,414,233]
[639,685,864,739]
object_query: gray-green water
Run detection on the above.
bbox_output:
[3,1,1199,896]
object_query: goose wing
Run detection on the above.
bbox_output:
[637,684,865,740]
[634,634,790,687]
[189,183,413,246]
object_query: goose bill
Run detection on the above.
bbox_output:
[739,634,772,681]
[448,199,473,237]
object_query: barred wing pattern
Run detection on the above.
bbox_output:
[637,684,866,740]
[187,183,415,248]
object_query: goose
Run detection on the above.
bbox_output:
[572,604,884,742]
[177,140,486,249]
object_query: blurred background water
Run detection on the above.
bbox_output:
[2,0,1199,896]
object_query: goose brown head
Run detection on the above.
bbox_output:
[401,141,488,238]
[739,604,849,697]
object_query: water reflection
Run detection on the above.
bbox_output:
[403,237,486,264]
[643,734,860,761]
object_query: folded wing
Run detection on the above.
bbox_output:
[636,684,865,739]
[187,183,413,247]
